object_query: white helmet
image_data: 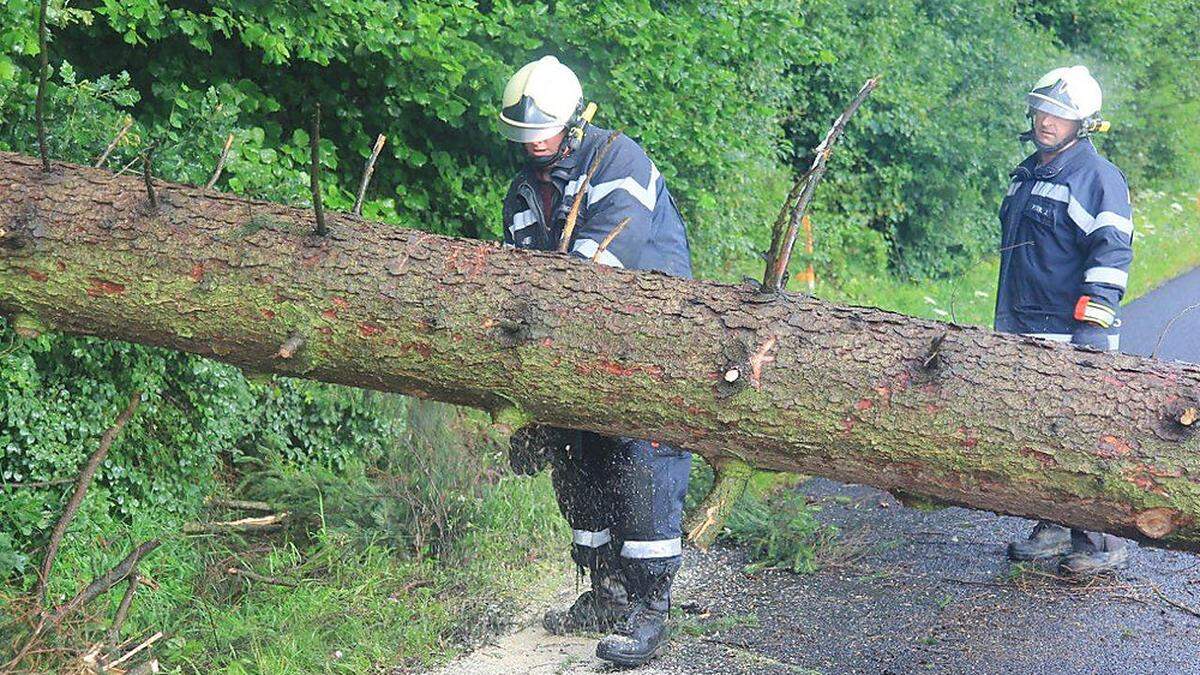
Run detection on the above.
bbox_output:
[499,56,583,144]
[1026,65,1102,122]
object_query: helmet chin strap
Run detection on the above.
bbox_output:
[1019,115,1083,154]
[527,102,598,169]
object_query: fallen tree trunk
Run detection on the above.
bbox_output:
[2,151,1199,550]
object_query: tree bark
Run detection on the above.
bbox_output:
[2,152,1199,551]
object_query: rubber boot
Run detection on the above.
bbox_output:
[1060,532,1130,577]
[543,556,629,635]
[596,569,672,667]
[1007,521,1072,561]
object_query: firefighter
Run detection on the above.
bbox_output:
[996,65,1134,576]
[499,56,693,666]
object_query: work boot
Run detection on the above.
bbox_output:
[1059,533,1131,578]
[1007,521,1072,561]
[596,571,672,667]
[543,565,629,635]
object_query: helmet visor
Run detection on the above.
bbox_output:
[1026,92,1083,121]
[498,118,566,144]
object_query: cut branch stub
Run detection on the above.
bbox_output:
[686,458,754,549]
[309,104,327,236]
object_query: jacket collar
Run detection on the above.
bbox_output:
[1012,138,1095,181]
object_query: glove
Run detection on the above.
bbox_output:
[508,425,576,476]
[1071,323,1110,351]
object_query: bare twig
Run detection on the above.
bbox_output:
[352,133,387,216]
[593,217,631,259]
[226,566,298,588]
[558,130,622,253]
[50,539,160,625]
[762,77,879,293]
[36,392,143,603]
[205,497,274,512]
[183,512,289,534]
[36,0,50,172]
[106,569,139,644]
[310,104,327,236]
[1151,302,1200,359]
[142,148,158,209]
[95,116,134,168]
[204,133,235,189]
[106,630,163,669]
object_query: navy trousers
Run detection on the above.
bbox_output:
[550,432,691,577]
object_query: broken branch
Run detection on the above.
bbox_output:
[36,391,143,603]
[106,569,139,644]
[36,0,50,172]
[762,77,878,293]
[204,133,235,189]
[558,130,622,253]
[352,133,387,216]
[594,217,631,258]
[95,116,134,168]
[685,458,753,549]
[183,512,289,534]
[50,539,161,625]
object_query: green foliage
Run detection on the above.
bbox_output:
[722,488,839,575]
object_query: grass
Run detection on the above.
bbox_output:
[158,474,565,674]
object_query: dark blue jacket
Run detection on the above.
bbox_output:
[995,139,1133,348]
[501,124,693,279]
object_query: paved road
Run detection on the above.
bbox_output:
[1121,266,1200,363]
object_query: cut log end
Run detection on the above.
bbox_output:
[1135,507,1178,539]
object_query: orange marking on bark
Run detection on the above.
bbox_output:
[541,337,554,348]
[86,278,126,297]
[261,308,277,320]
[401,342,432,357]
[574,361,663,379]
[749,335,778,389]
[1096,434,1133,458]
[924,402,943,414]
[317,327,332,336]
[189,263,205,282]
[855,398,873,411]
[358,322,385,337]
[321,309,338,320]
[840,416,856,434]
[331,296,349,310]
[26,269,48,282]
[1102,375,1125,388]
[873,385,892,404]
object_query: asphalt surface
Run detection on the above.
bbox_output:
[1119,265,1200,363]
